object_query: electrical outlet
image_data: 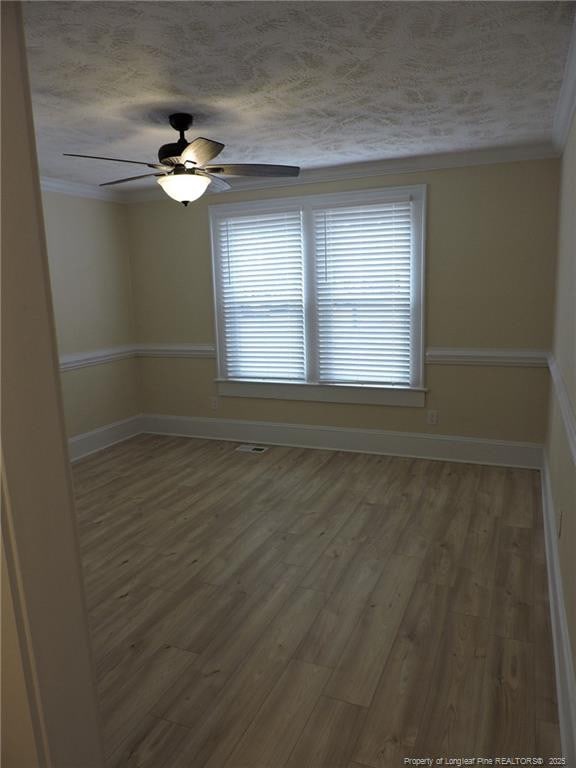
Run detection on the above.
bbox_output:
[426,409,439,425]
[210,396,219,411]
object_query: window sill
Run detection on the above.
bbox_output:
[216,379,426,407]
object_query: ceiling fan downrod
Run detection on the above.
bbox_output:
[158,113,194,165]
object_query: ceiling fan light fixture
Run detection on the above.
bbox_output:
[156,171,210,206]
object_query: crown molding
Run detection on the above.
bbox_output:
[40,176,127,203]
[211,142,558,194]
[41,141,559,204]
[426,347,549,367]
[553,14,576,151]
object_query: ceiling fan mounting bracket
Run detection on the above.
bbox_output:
[169,113,193,133]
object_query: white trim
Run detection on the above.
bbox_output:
[210,209,228,380]
[59,345,135,371]
[68,414,542,467]
[66,413,542,469]
[42,143,558,204]
[553,15,576,151]
[411,187,426,387]
[426,347,549,367]
[302,206,319,383]
[134,343,216,359]
[549,355,576,465]
[40,176,126,203]
[59,344,217,370]
[140,413,542,468]
[216,379,426,407]
[59,344,553,372]
[208,184,423,216]
[68,415,142,461]
[541,461,576,765]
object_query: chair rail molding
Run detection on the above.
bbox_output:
[60,344,552,371]
[425,347,549,367]
[59,345,135,371]
[134,343,217,359]
[59,343,217,371]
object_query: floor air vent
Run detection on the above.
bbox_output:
[235,444,269,454]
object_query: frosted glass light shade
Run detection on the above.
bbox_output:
[157,173,210,204]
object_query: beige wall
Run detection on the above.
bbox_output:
[59,358,139,437]
[42,192,134,354]
[127,159,558,443]
[42,158,560,443]
[546,111,576,666]
[139,357,550,442]
[41,191,139,436]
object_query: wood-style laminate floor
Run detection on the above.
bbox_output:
[72,435,561,768]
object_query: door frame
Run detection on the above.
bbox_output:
[1,3,105,765]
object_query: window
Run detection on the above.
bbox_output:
[210,185,426,407]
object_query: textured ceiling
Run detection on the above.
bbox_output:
[23,1,575,188]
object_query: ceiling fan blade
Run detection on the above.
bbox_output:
[196,170,231,193]
[180,137,225,166]
[99,173,164,187]
[64,153,167,170]
[204,164,300,177]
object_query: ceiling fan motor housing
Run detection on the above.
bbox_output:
[158,142,186,164]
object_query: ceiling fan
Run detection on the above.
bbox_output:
[64,113,300,206]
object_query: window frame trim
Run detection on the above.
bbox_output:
[216,379,426,407]
[209,183,427,399]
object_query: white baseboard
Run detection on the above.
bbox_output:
[138,413,542,468]
[68,413,542,467]
[541,461,576,765]
[68,415,143,461]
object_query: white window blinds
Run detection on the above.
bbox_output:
[211,186,425,390]
[213,210,306,381]
[313,200,413,385]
